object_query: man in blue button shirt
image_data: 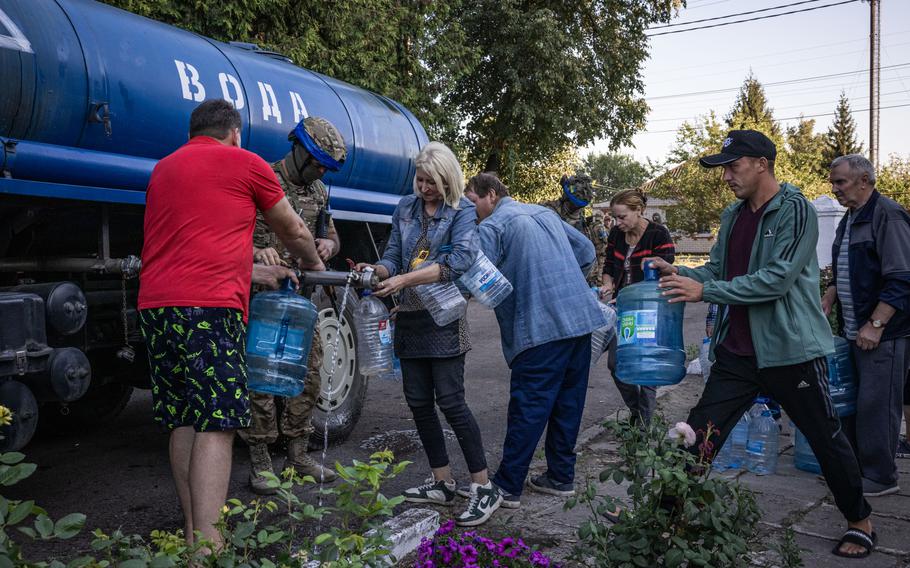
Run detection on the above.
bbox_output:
[465,173,607,508]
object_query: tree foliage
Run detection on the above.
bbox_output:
[583,153,656,202]
[822,91,864,169]
[444,0,680,173]
[878,155,910,210]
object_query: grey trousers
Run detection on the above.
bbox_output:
[607,337,657,424]
[850,337,910,486]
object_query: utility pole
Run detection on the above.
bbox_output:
[869,0,880,169]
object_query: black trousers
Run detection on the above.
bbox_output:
[688,346,871,523]
[400,354,488,474]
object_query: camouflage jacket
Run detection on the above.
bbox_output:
[540,199,608,286]
[253,160,333,264]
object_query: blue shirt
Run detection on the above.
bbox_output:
[377,194,478,281]
[475,197,607,364]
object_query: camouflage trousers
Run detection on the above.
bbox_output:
[239,329,323,445]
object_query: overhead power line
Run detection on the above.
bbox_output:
[646,0,860,37]
[639,102,910,134]
[646,62,910,101]
[648,0,826,30]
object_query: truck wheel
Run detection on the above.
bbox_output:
[0,381,40,451]
[59,382,134,424]
[309,287,368,449]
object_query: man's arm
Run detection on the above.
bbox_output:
[316,217,341,261]
[262,197,324,271]
[701,197,817,305]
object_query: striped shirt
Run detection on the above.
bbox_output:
[836,212,858,339]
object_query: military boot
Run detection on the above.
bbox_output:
[248,443,278,495]
[287,437,337,482]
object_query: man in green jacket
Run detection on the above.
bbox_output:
[648,130,875,559]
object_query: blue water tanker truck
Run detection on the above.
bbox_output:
[0,0,428,450]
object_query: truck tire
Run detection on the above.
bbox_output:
[308,287,368,449]
[56,382,134,425]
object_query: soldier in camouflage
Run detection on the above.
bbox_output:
[540,174,608,286]
[242,116,347,494]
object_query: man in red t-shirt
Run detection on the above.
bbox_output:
[138,99,324,552]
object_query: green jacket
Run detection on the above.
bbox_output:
[679,183,833,368]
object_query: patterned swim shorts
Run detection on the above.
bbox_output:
[139,307,251,432]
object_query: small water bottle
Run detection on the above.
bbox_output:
[374,321,403,382]
[713,412,750,471]
[458,251,513,308]
[745,402,779,475]
[414,263,467,327]
[246,278,318,397]
[792,426,822,474]
[699,337,712,382]
[354,291,393,376]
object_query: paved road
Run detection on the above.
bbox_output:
[10,301,708,560]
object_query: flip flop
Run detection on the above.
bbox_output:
[832,528,876,558]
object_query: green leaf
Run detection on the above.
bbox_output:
[53,513,86,539]
[7,500,33,525]
[0,452,25,465]
[315,533,333,545]
[35,514,54,539]
[118,560,149,568]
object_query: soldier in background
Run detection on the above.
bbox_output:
[241,116,347,493]
[540,174,607,286]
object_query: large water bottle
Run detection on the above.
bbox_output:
[713,412,751,471]
[614,263,686,386]
[745,402,780,475]
[793,426,822,474]
[458,251,513,308]
[354,291,394,376]
[590,295,618,365]
[246,278,318,397]
[414,263,468,327]
[827,336,857,417]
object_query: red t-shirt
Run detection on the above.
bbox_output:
[138,136,285,319]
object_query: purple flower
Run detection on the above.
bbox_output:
[437,520,455,536]
[530,550,552,567]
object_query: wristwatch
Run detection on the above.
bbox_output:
[870,319,884,329]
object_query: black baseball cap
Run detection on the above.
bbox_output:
[699,129,777,168]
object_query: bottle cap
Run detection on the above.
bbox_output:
[361,289,372,297]
[643,262,659,281]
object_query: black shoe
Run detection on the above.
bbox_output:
[527,472,575,497]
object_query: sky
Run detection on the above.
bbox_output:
[585,0,910,167]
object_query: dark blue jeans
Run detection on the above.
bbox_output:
[493,334,592,496]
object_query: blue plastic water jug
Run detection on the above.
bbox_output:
[827,336,857,417]
[246,278,318,397]
[793,426,822,474]
[614,264,686,386]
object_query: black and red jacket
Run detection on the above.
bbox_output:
[603,221,676,293]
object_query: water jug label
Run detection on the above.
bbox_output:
[618,309,658,346]
[378,319,392,345]
[477,270,500,292]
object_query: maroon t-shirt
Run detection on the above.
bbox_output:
[721,200,770,356]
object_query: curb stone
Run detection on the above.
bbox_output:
[366,507,439,564]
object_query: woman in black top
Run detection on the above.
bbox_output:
[600,189,676,424]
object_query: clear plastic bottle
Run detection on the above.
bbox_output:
[414,262,467,327]
[354,291,393,376]
[374,321,403,382]
[793,426,822,474]
[458,251,513,308]
[590,296,617,365]
[246,278,318,397]
[614,264,686,386]
[713,412,751,471]
[745,403,779,475]
[699,337,712,382]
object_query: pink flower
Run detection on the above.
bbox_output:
[668,422,696,447]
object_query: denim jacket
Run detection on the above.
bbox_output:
[475,197,607,365]
[377,194,477,281]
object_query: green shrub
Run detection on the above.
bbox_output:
[568,416,760,567]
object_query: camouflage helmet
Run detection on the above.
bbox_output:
[288,116,347,171]
[560,173,594,207]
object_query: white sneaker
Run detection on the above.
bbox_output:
[456,482,502,527]
[401,476,457,505]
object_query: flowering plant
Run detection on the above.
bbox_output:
[416,520,558,567]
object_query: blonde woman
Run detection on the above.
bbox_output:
[600,189,675,424]
[356,142,500,526]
